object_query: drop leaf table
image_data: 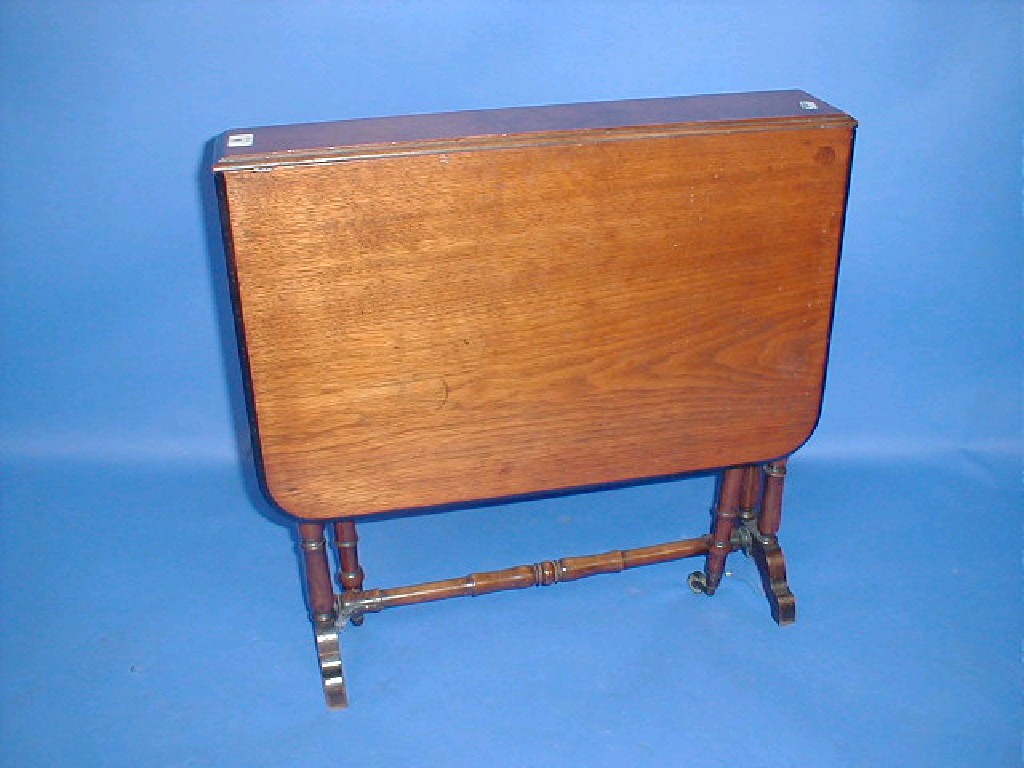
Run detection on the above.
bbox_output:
[213,90,856,708]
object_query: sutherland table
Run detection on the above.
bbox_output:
[213,89,856,708]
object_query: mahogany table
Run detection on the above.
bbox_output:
[213,89,856,708]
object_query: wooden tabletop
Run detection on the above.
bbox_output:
[216,91,855,520]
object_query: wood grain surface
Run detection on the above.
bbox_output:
[218,104,854,520]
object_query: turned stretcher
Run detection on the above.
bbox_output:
[213,89,856,708]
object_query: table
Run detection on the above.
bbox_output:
[213,89,856,708]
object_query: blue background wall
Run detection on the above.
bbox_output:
[1,3,1020,767]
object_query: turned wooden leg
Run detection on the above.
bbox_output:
[332,520,365,626]
[298,522,348,708]
[751,460,796,625]
[688,467,744,595]
[299,523,337,622]
[739,464,763,526]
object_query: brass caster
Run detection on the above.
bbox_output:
[687,570,709,595]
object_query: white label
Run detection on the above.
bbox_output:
[799,100,819,110]
[227,133,254,148]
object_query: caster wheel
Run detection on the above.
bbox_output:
[687,571,708,595]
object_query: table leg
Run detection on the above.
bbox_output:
[333,520,365,626]
[739,463,763,526]
[688,467,744,595]
[750,460,796,625]
[298,522,348,708]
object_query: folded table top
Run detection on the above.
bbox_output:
[214,90,856,520]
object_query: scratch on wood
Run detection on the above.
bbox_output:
[438,376,449,409]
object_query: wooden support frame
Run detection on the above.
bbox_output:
[294,461,796,708]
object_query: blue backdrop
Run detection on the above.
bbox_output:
[1,3,1020,767]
